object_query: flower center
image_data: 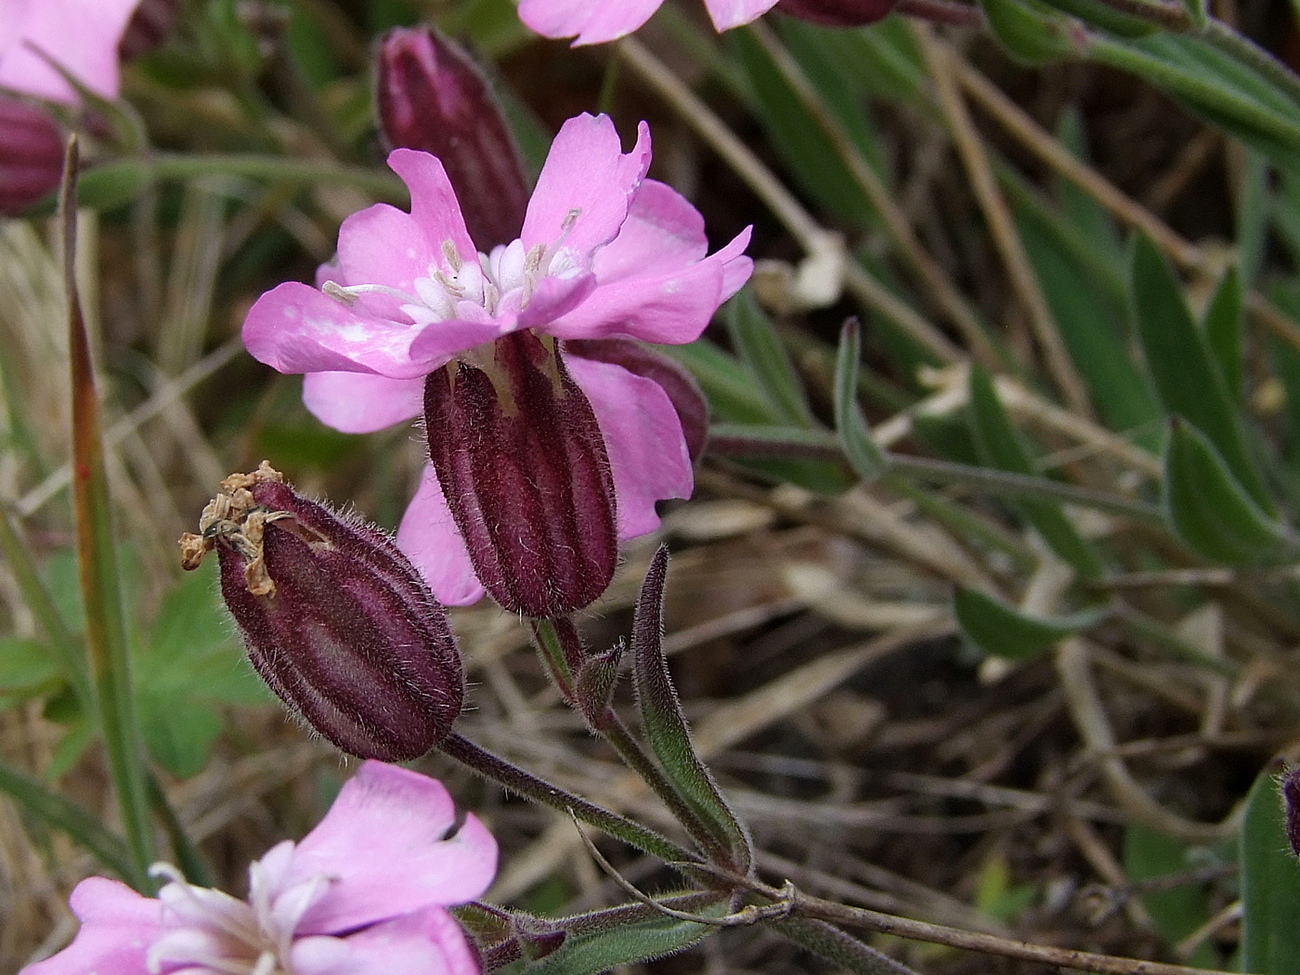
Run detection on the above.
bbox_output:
[323,209,583,327]
[146,854,332,975]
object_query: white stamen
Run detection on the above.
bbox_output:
[144,857,334,975]
[329,210,586,328]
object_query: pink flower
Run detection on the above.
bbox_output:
[0,0,143,104]
[21,762,497,975]
[243,113,751,606]
[517,0,781,43]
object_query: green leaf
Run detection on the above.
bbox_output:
[955,587,1107,660]
[1163,419,1295,565]
[661,340,778,425]
[726,290,815,426]
[1015,201,1160,447]
[968,367,1104,577]
[1131,234,1270,508]
[0,756,133,879]
[727,27,882,226]
[1034,0,1158,36]
[64,168,153,887]
[1094,35,1300,175]
[633,549,752,875]
[1202,265,1245,404]
[1241,765,1300,974]
[0,637,62,703]
[1123,825,1217,968]
[834,321,888,482]
[139,695,224,780]
[978,0,1074,65]
[513,907,724,975]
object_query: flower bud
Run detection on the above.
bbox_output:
[776,0,899,25]
[179,462,463,761]
[1283,765,1300,858]
[0,98,64,216]
[423,332,619,619]
[118,0,181,62]
[374,25,529,252]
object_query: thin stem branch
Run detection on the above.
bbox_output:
[783,887,1238,975]
[437,732,698,868]
[543,619,733,867]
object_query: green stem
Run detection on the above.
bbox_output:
[63,147,154,890]
[539,619,728,866]
[93,152,406,202]
[148,772,211,887]
[707,424,1163,523]
[886,454,1164,523]
[437,732,698,867]
[1201,20,1300,112]
[1089,37,1300,151]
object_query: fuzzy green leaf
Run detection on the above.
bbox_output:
[513,906,726,975]
[633,548,752,875]
[1241,765,1300,974]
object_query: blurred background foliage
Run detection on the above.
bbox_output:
[7,0,1300,970]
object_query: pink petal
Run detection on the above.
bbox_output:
[242,283,498,380]
[567,355,694,539]
[20,877,160,975]
[592,180,710,279]
[302,372,424,434]
[513,268,597,331]
[547,226,753,344]
[330,202,439,323]
[291,908,479,975]
[395,465,485,606]
[290,762,497,935]
[702,0,782,29]
[386,149,477,266]
[243,282,423,379]
[516,0,664,44]
[520,115,651,260]
[0,0,141,102]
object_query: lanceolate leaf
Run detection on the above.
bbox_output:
[1240,765,1300,974]
[726,290,815,426]
[954,587,1108,661]
[977,0,1074,65]
[968,367,1103,577]
[834,320,888,482]
[1163,419,1295,565]
[1201,266,1245,405]
[632,548,753,875]
[63,144,154,889]
[1132,230,1270,510]
[516,906,725,975]
[0,756,132,880]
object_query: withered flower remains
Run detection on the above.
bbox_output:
[180,463,463,761]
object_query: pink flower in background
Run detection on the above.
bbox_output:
[21,762,497,975]
[243,112,751,607]
[0,0,145,214]
[518,0,780,43]
[0,0,144,103]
